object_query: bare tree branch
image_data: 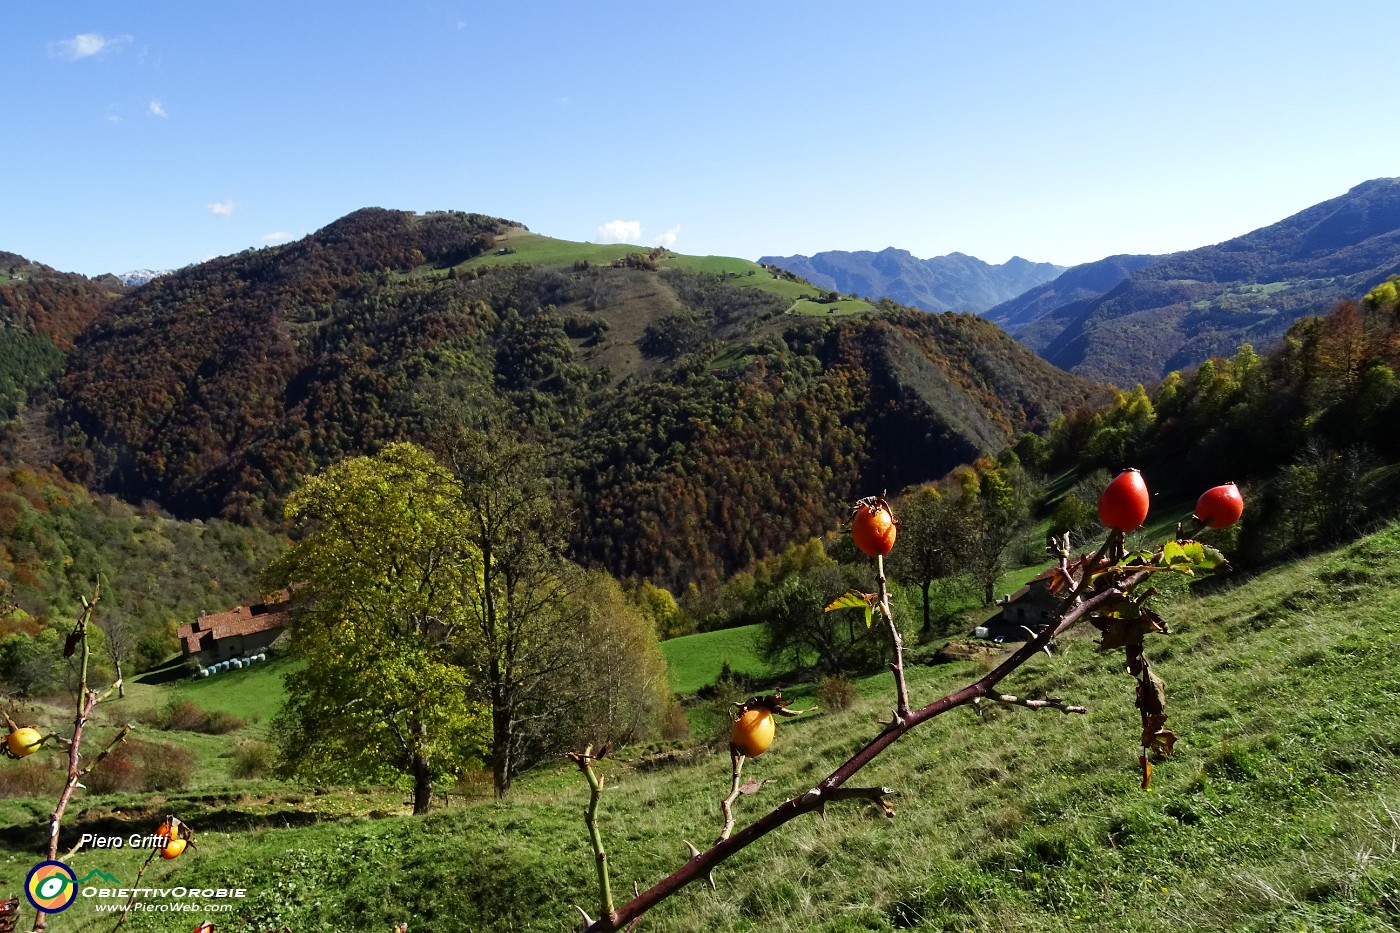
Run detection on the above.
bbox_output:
[581,569,1150,932]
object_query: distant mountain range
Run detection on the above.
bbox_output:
[983,255,1160,333]
[757,248,1064,314]
[797,180,1398,386]
[1003,178,1400,385]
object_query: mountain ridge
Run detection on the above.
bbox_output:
[44,208,1102,588]
[758,247,1064,313]
[1018,178,1400,385]
[985,254,1160,334]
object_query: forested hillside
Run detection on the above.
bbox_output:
[0,257,280,679]
[0,252,124,419]
[14,184,1400,591]
[0,462,282,692]
[1034,277,1400,567]
[984,253,1158,333]
[48,209,1104,588]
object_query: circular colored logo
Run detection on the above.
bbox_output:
[25,860,77,913]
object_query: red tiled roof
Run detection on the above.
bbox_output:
[176,596,290,656]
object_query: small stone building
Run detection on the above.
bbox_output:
[975,571,1062,642]
[176,594,290,666]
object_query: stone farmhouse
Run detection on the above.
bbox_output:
[176,593,291,666]
[975,570,1061,642]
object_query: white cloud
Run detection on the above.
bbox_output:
[148,100,167,118]
[106,114,122,125]
[652,225,681,249]
[260,231,293,244]
[49,33,132,61]
[595,220,641,245]
[207,200,236,217]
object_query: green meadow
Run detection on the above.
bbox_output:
[3,521,1398,931]
[451,231,877,316]
[660,623,775,695]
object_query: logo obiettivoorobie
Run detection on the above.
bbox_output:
[25,860,77,913]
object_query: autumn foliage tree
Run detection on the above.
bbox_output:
[1027,279,1400,564]
[271,432,679,806]
[267,443,486,814]
[889,485,967,632]
[881,456,1037,629]
[433,426,589,797]
[565,571,682,748]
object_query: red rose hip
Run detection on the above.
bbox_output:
[1098,469,1150,533]
[1195,482,1244,529]
[851,498,897,557]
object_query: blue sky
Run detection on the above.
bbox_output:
[4,1,1399,277]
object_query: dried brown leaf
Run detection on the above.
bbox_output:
[1147,729,1178,757]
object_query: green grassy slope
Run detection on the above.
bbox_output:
[165,655,294,723]
[459,229,877,316]
[660,623,775,695]
[25,520,1395,932]
[464,230,650,269]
